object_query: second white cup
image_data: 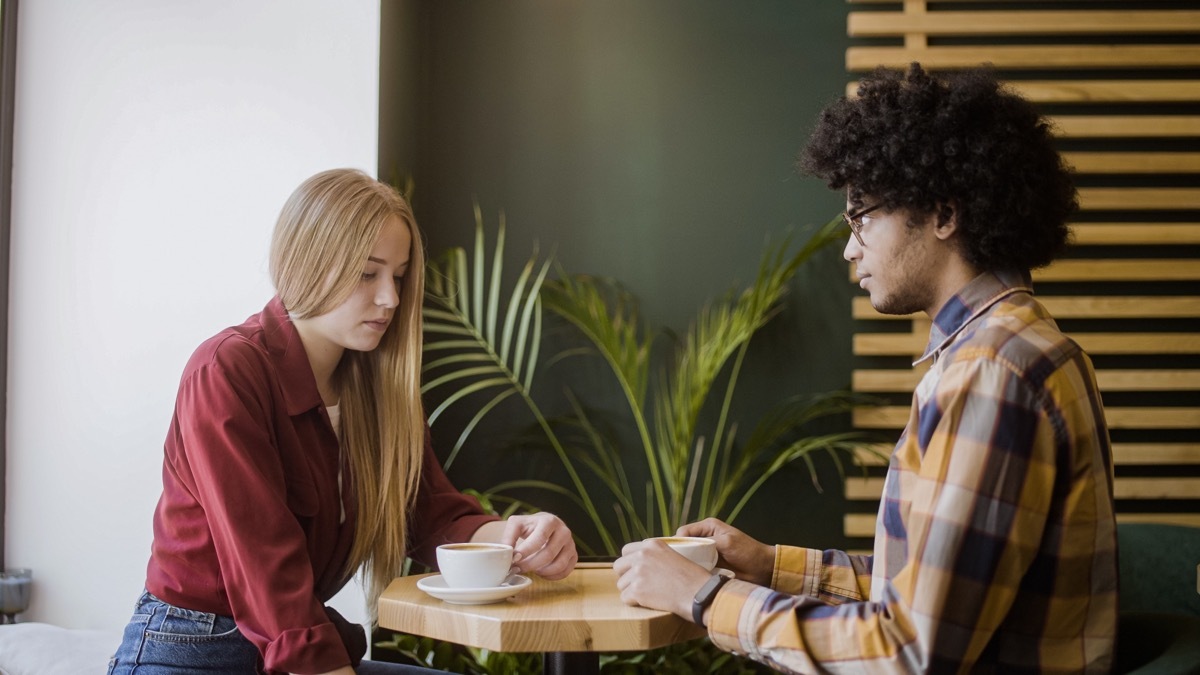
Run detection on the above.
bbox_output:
[436,543,514,588]
[648,536,718,571]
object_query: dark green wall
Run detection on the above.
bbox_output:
[381,0,860,551]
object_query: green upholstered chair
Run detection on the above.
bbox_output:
[1115,523,1200,674]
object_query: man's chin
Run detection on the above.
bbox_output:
[871,296,919,317]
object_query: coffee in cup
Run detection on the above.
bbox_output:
[648,536,718,570]
[436,543,514,588]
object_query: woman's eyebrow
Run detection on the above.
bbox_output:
[368,256,410,268]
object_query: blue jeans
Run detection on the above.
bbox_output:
[108,591,435,674]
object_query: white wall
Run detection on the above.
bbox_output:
[8,0,380,631]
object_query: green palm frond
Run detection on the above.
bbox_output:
[540,274,668,533]
[711,391,872,522]
[421,207,616,552]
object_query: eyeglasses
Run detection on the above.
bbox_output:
[842,203,881,247]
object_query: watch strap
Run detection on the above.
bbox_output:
[691,573,730,627]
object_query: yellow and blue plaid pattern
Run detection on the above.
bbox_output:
[708,271,1117,674]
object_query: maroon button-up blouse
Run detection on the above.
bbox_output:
[145,297,498,674]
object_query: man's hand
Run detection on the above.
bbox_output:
[613,539,712,620]
[678,518,775,586]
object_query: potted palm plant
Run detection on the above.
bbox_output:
[421,207,871,554]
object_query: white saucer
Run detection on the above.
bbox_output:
[416,574,532,605]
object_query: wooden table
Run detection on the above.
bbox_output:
[377,566,705,675]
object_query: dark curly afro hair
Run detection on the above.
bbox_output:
[800,63,1076,272]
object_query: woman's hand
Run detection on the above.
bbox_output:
[501,513,577,580]
[472,513,578,580]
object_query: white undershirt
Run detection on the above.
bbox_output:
[327,404,345,524]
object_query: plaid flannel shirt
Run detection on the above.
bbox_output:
[707,270,1117,674]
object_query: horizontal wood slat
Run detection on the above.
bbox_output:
[1071,223,1200,245]
[849,260,1200,283]
[853,443,1200,467]
[854,369,1200,392]
[847,45,1200,71]
[1063,152,1200,174]
[847,81,1200,103]
[846,477,1200,501]
[1113,444,1200,465]
[853,406,1200,430]
[849,11,1200,37]
[854,332,1200,356]
[1008,80,1200,103]
[1053,116,1200,138]
[1035,260,1200,282]
[1077,188,1200,210]
[844,512,1200,538]
[854,297,1200,321]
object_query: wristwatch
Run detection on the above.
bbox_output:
[691,572,731,628]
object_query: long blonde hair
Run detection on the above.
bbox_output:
[269,168,425,607]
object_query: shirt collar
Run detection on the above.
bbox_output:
[260,296,325,416]
[915,269,1033,366]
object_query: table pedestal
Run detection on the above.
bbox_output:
[544,651,599,675]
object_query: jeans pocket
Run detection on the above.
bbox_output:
[139,605,259,672]
[146,605,241,644]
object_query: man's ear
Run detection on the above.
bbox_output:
[932,202,958,241]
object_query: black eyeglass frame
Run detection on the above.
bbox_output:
[842,203,882,247]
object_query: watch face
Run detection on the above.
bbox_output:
[695,575,728,605]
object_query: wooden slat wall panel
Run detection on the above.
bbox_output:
[851,260,1200,283]
[854,297,1200,320]
[854,369,1200,392]
[853,443,1200,466]
[853,406,1200,430]
[847,81,1200,103]
[847,46,1200,71]
[844,512,1200,538]
[1062,152,1200,174]
[1076,188,1200,210]
[850,11,1200,37]
[1053,117,1200,138]
[844,3,1200,544]
[854,332,1200,356]
[1072,224,1200,245]
[845,477,1200,501]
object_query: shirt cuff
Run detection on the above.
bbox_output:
[771,545,822,597]
[706,578,767,656]
[262,621,350,674]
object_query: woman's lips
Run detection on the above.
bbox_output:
[365,319,390,331]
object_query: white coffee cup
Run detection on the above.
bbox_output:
[436,543,514,588]
[649,536,718,571]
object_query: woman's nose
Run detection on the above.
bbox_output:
[376,279,399,308]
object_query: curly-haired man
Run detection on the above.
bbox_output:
[615,64,1117,673]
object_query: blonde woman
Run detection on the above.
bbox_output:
[108,169,577,675]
